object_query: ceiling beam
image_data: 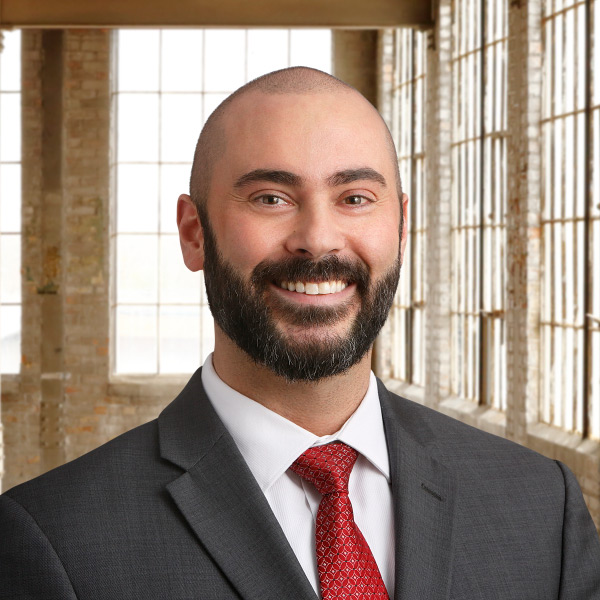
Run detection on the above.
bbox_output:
[1,0,433,29]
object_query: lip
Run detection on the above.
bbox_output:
[270,281,357,306]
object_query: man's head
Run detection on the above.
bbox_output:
[189,67,403,218]
[177,67,408,382]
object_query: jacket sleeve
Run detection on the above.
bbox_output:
[556,461,600,599]
[0,494,78,600]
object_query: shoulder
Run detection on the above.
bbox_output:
[2,418,177,519]
[378,381,564,488]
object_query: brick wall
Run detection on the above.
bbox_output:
[1,23,598,532]
[2,30,44,490]
[381,1,600,530]
[1,28,383,490]
[1,30,180,491]
[424,0,453,410]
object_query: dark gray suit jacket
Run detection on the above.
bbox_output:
[1,369,599,599]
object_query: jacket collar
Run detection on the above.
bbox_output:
[158,369,456,600]
[158,368,318,600]
[378,380,457,600]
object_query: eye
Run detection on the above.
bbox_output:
[343,195,371,206]
[256,194,288,206]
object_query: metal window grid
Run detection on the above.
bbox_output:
[389,28,428,386]
[110,29,332,376]
[450,0,508,409]
[541,0,599,439]
[0,30,22,375]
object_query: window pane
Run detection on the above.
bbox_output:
[0,93,21,162]
[118,30,160,91]
[1,304,20,374]
[117,164,159,233]
[290,30,332,72]
[160,164,191,234]
[115,305,157,373]
[0,30,21,375]
[201,299,215,363]
[247,30,290,80]
[204,93,228,121]
[114,27,333,374]
[0,234,21,303]
[161,93,203,163]
[0,30,21,92]
[540,0,589,434]
[117,93,159,162]
[0,164,21,232]
[159,234,201,304]
[204,30,246,92]
[159,305,200,373]
[161,30,204,92]
[116,234,158,304]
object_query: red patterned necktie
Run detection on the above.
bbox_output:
[290,442,389,600]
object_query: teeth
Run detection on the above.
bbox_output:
[278,280,348,295]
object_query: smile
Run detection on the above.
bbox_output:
[277,280,349,295]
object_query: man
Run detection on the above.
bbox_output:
[1,67,599,599]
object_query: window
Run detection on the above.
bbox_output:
[388,28,427,386]
[541,0,599,439]
[451,0,507,409]
[0,30,22,374]
[591,0,600,439]
[112,29,332,375]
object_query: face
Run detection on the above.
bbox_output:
[181,90,408,381]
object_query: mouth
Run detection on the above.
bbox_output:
[277,280,349,295]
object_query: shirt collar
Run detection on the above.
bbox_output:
[201,353,390,492]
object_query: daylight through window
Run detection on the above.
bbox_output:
[111,29,332,374]
[0,30,22,375]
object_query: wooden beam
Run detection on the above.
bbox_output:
[1,0,433,29]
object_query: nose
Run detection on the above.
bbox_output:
[284,200,346,259]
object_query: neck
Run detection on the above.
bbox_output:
[211,331,373,437]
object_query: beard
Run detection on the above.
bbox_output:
[200,213,401,382]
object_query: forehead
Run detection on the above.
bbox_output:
[216,90,394,181]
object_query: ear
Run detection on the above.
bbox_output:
[177,194,205,272]
[399,193,409,263]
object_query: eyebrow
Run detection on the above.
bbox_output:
[233,167,387,190]
[234,169,304,189]
[326,168,387,188]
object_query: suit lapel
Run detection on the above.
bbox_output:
[159,369,317,600]
[378,381,457,600]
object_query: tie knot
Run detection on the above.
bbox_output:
[290,442,358,496]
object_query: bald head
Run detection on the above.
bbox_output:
[189,67,401,217]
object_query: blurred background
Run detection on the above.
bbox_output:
[0,0,598,531]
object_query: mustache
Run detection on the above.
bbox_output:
[250,255,370,292]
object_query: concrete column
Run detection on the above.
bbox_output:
[2,29,111,488]
[39,30,67,474]
[373,29,395,380]
[61,30,110,462]
[424,0,453,408]
[504,0,543,444]
[0,30,4,490]
[332,30,379,106]
[1,30,45,491]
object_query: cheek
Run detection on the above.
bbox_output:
[216,214,284,271]
[352,222,400,273]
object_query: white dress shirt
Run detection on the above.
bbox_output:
[201,354,395,596]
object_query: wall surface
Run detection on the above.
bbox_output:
[1,21,599,535]
[1,29,381,491]
[379,0,600,530]
[1,29,182,492]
